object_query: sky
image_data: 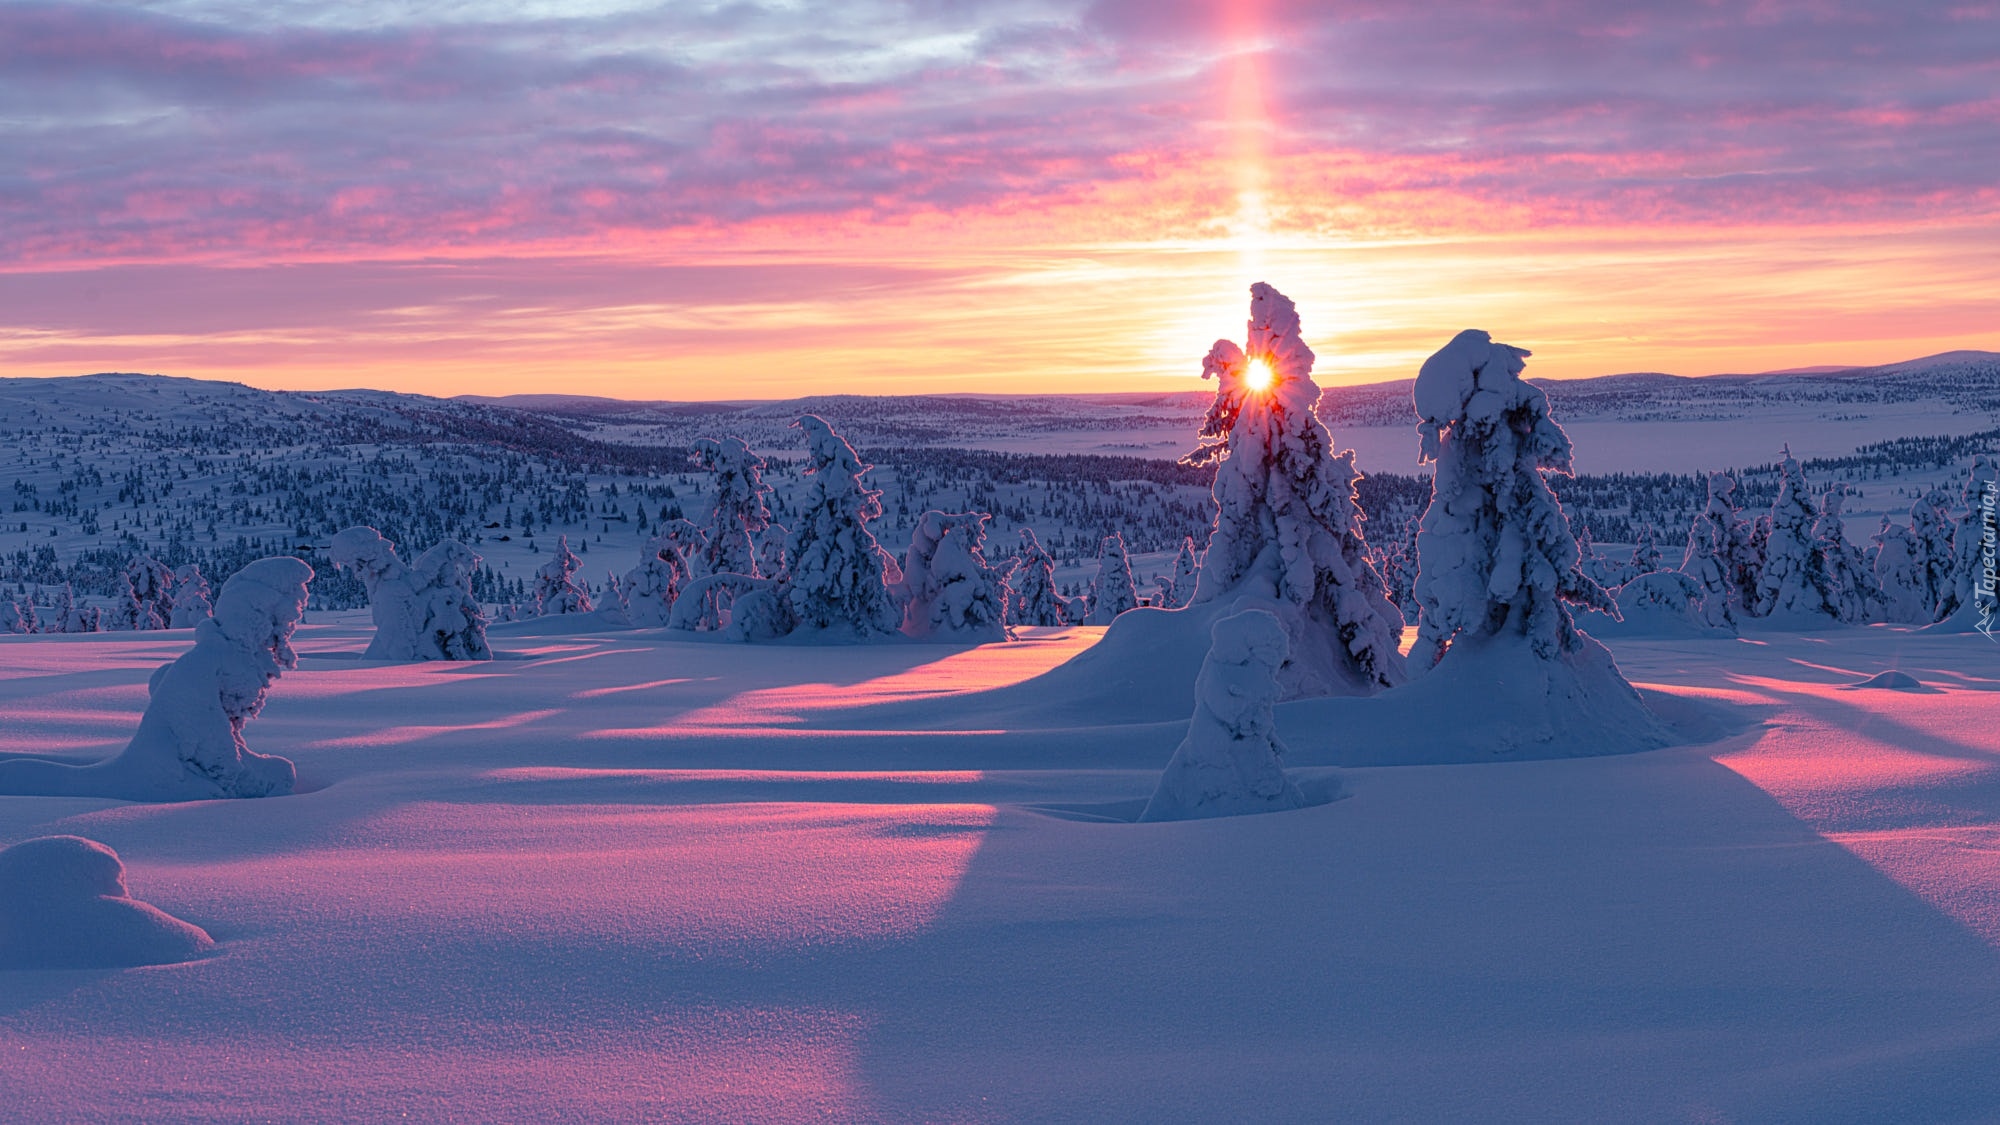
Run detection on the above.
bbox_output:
[2,0,1997,400]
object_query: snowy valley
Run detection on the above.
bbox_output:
[2,311,1998,1121]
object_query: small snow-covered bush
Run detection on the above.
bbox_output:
[331,526,490,660]
[170,564,213,627]
[1141,608,1309,822]
[532,535,592,615]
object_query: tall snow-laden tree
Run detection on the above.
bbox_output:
[1814,483,1880,624]
[1630,525,1663,577]
[1010,528,1070,626]
[532,535,592,615]
[1140,608,1309,822]
[1751,448,1840,624]
[783,415,901,637]
[1911,486,1957,619]
[1085,533,1139,625]
[1408,329,1620,668]
[1932,455,1998,631]
[758,525,790,584]
[692,436,772,578]
[1182,283,1406,696]
[1872,518,1932,623]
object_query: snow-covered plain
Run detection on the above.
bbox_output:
[4,615,1999,1121]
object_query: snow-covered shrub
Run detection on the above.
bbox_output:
[46,583,75,634]
[332,527,491,660]
[1085,533,1139,625]
[1184,283,1406,696]
[1750,449,1841,625]
[783,415,902,637]
[692,436,773,578]
[1140,608,1309,822]
[1931,455,1998,632]
[667,573,794,641]
[0,836,215,970]
[4,597,37,634]
[1591,570,1732,638]
[170,564,212,627]
[1010,528,1070,626]
[0,556,312,801]
[532,534,593,615]
[55,584,99,633]
[1629,525,1663,577]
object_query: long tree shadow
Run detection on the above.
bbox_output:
[839,745,2000,1122]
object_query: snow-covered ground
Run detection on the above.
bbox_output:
[4,618,1998,1121]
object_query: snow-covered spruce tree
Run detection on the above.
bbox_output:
[0,557,312,801]
[126,556,175,628]
[110,572,162,631]
[1872,518,1933,624]
[919,522,1010,641]
[782,415,901,637]
[1161,537,1201,609]
[532,535,593,615]
[1932,455,1998,631]
[169,564,212,628]
[58,585,98,634]
[1814,484,1880,624]
[47,584,75,634]
[1010,528,1070,626]
[1183,283,1406,696]
[407,540,491,660]
[1140,608,1308,822]
[666,573,793,641]
[1751,448,1842,625]
[622,531,694,627]
[4,597,37,635]
[1085,533,1139,625]
[894,510,1009,641]
[1630,525,1663,577]
[1408,330,1620,668]
[1402,330,1666,749]
[692,436,773,578]
[1912,486,1958,620]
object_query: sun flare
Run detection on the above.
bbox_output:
[1243,356,1275,392]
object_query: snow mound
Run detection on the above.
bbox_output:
[0,836,214,970]
[1141,609,1318,822]
[1844,670,1931,692]
[1588,571,1735,639]
[1287,631,1676,766]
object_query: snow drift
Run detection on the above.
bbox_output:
[0,836,214,970]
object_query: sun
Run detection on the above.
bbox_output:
[1243,356,1275,392]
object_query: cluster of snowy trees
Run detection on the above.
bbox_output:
[3,556,213,635]
[1670,451,1996,630]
